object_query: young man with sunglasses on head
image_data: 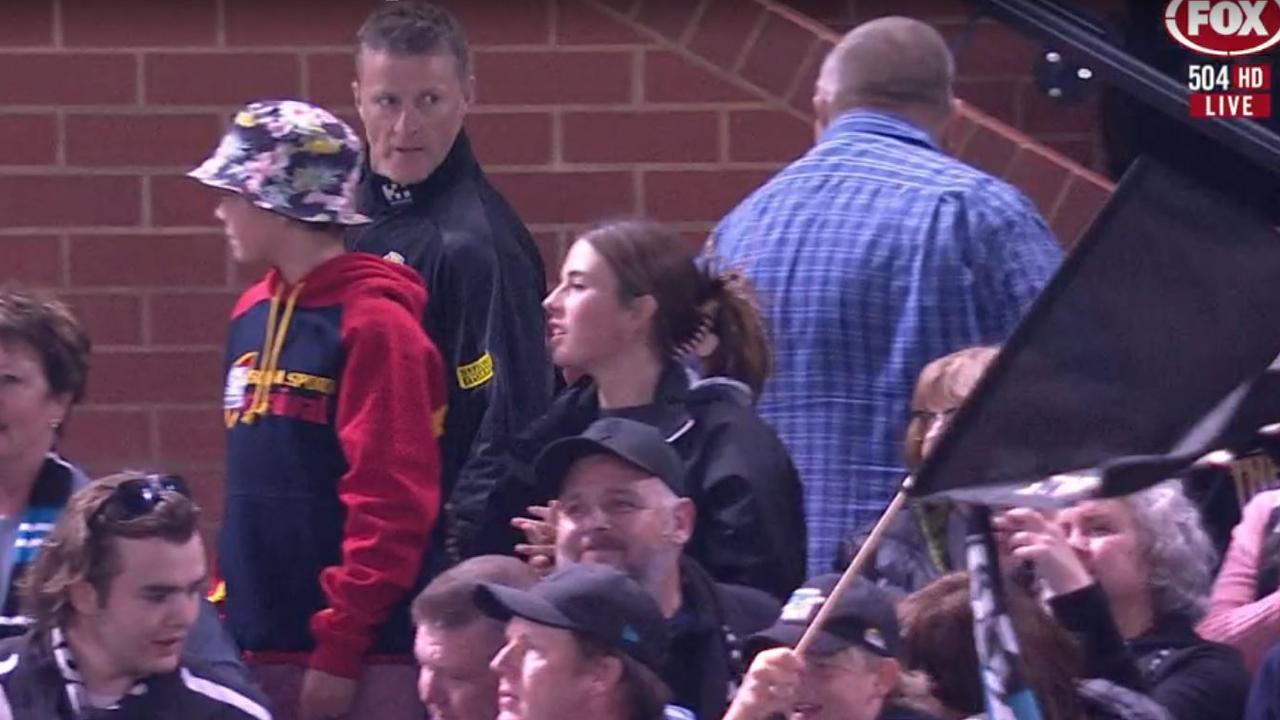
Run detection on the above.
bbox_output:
[0,472,271,719]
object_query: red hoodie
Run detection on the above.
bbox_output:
[219,253,446,678]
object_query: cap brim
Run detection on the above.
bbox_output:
[533,436,617,494]
[746,623,850,657]
[474,583,580,632]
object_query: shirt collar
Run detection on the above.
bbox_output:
[50,626,149,716]
[819,109,940,152]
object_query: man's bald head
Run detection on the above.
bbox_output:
[814,17,955,135]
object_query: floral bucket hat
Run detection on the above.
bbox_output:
[188,99,369,225]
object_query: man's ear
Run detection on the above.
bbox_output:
[68,580,100,617]
[873,657,901,699]
[668,497,696,546]
[462,74,477,108]
[352,79,367,126]
[588,654,624,697]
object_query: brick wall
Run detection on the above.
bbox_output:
[0,0,1112,537]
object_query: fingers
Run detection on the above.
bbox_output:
[514,543,555,558]
[527,504,553,521]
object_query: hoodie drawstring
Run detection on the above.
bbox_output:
[242,282,304,423]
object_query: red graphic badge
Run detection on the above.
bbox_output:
[1165,0,1280,57]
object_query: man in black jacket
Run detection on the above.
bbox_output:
[346,1,555,547]
[534,418,781,720]
[0,474,270,719]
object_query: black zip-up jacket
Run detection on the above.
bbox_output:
[347,130,555,532]
[457,363,807,600]
[1049,583,1250,720]
[0,630,271,720]
[666,558,779,720]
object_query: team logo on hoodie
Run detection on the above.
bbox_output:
[224,352,257,428]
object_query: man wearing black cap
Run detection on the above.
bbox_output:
[474,563,690,720]
[726,575,937,720]
[532,417,780,720]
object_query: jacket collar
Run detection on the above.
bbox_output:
[594,362,696,441]
[819,109,939,153]
[358,129,479,213]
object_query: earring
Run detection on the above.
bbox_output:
[49,419,62,432]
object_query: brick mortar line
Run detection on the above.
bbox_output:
[678,0,712,48]
[0,43,667,55]
[582,0,809,122]
[0,160,786,175]
[50,0,63,48]
[731,10,771,77]
[0,102,780,113]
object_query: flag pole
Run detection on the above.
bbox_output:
[795,476,914,655]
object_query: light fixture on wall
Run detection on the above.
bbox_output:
[1033,47,1095,103]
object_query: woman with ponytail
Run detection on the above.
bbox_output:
[451,220,806,599]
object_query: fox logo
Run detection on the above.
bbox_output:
[1165,0,1280,56]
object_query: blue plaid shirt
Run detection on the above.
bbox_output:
[711,111,1062,574]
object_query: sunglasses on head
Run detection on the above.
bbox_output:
[90,474,192,525]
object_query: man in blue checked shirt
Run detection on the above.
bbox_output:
[709,16,1063,575]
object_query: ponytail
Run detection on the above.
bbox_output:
[676,262,772,397]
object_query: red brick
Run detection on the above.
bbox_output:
[474,50,633,105]
[739,15,816,98]
[634,0,700,41]
[643,51,755,103]
[306,53,357,109]
[940,108,976,156]
[728,110,810,162]
[1050,172,1113,250]
[1004,144,1072,218]
[643,169,772,223]
[596,0,641,12]
[63,0,217,47]
[956,79,1019,127]
[490,171,635,224]
[533,230,564,289]
[786,41,828,114]
[779,0,849,26]
[149,292,237,346]
[186,466,226,535]
[1019,84,1100,135]
[0,236,62,286]
[151,174,220,227]
[59,408,152,469]
[223,0,369,46]
[0,54,135,105]
[87,350,222,403]
[69,234,227,287]
[852,0,970,22]
[557,0,647,45]
[951,22,1037,79]
[65,114,221,168]
[0,114,56,165]
[563,111,718,163]
[146,54,301,106]
[0,4,53,46]
[158,407,225,464]
[955,119,1020,178]
[466,113,554,166]
[445,0,552,45]
[0,176,140,228]
[62,292,143,346]
[1040,137,1098,171]
[688,0,766,70]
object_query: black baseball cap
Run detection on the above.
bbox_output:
[474,563,669,673]
[748,575,903,659]
[533,417,686,496]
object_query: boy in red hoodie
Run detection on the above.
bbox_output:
[189,100,448,720]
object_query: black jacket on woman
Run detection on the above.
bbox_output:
[454,362,807,599]
[1049,583,1250,720]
